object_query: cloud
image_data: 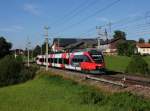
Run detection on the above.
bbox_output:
[0,25,24,32]
[23,3,40,15]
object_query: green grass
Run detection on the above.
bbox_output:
[105,55,150,73]
[144,56,150,69]
[104,56,131,72]
[0,74,150,111]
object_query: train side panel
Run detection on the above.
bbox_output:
[36,50,105,74]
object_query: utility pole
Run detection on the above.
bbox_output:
[105,29,108,41]
[96,26,101,49]
[44,26,49,71]
[57,38,59,52]
[27,37,31,67]
[108,22,112,38]
[41,46,43,55]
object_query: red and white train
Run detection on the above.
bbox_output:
[36,49,105,74]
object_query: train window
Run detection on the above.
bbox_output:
[39,58,44,62]
[83,56,90,62]
[54,58,57,63]
[59,58,62,64]
[73,55,90,63]
[74,58,78,62]
[73,55,80,63]
[88,50,103,63]
[50,58,53,63]
[72,58,75,62]
[48,58,51,63]
[90,54,103,63]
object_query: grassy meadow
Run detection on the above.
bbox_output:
[0,73,150,111]
[104,55,150,73]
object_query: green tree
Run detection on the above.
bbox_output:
[117,41,135,56]
[117,41,128,56]
[139,38,145,43]
[0,37,12,59]
[113,30,126,40]
[33,45,41,57]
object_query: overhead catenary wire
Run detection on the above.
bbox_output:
[55,0,101,27]
[59,0,121,32]
[51,0,91,26]
[78,11,150,38]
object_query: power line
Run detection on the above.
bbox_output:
[78,11,149,38]
[59,0,121,32]
[54,0,101,27]
[51,0,90,26]
[119,24,150,32]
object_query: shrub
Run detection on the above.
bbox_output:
[19,65,39,82]
[0,55,24,86]
[126,56,149,75]
[0,55,39,87]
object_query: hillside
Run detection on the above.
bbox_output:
[0,74,150,111]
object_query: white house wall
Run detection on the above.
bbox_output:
[137,47,150,55]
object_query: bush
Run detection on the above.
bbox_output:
[0,55,39,87]
[19,65,39,82]
[0,55,24,86]
[126,56,149,75]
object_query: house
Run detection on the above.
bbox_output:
[51,38,98,52]
[51,38,78,52]
[136,43,150,55]
[51,37,136,55]
[99,38,136,55]
[101,37,126,55]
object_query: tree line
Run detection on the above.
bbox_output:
[113,30,150,56]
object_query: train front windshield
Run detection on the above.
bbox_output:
[89,50,104,63]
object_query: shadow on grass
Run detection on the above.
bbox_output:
[105,70,123,75]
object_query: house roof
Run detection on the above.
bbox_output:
[53,38,78,47]
[53,37,136,50]
[136,43,150,48]
[53,38,99,46]
[64,41,84,49]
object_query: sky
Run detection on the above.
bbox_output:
[0,0,150,49]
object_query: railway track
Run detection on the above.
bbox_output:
[90,74,150,87]
[46,67,150,88]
